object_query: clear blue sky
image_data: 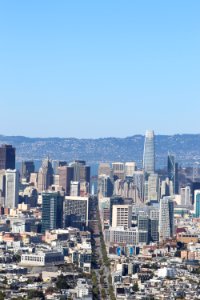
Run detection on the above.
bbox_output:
[0,1,200,138]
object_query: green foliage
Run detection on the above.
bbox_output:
[0,291,5,300]
[101,288,106,299]
[132,282,139,292]
[56,275,70,290]
[27,290,45,300]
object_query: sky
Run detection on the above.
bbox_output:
[0,0,200,138]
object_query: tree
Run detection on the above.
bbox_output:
[27,290,45,300]
[56,275,70,290]
[0,292,5,300]
[132,282,139,292]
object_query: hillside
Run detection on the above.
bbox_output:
[0,134,200,169]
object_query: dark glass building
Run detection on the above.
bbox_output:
[0,145,15,170]
[21,161,35,181]
[167,153,179,194]
[42,192,64,233]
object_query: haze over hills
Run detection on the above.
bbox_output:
[0,134,200,169]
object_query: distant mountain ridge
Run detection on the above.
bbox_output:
[0,134,200,168]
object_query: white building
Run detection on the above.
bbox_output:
[125,162,136,177]
[105,227,138,245]
[70,181,80,196]
[5,169,19,209]
[20,251,64,266]
[180,186,191,206]
[112,205,132,229]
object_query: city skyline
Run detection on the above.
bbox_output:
[1,1,200,138]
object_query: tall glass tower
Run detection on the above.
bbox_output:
[143,130,155,174]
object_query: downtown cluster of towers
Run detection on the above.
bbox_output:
[0,131,200,244]
[98,130,179,244]
[0,145,91,233]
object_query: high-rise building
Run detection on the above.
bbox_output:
[5,169,19,209]
[112,205,132,229]
[0,145,15,170]
[64,196,89,230]
[70,181,80,196]
[125,162,136,178]
[159,197,174,241]
[37,158,54,192]
[143,130,155,174]
[149,208,159,242]
[194,190,200,218]
[167,154,179,194]
[42,192,64,233]
[180,186,191,206]
[58,166,74,195]
[0,170,6,206]
[133,170,144,202]
[112,162,125,180]
[160,178,173,198]
[147,173,160,202]
[70,161,90,183]
[98,163,111,177]
[21,161,35,182]
[98,175,113,198]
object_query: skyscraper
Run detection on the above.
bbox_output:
[0,145,15,170]
[159,197,174,241]
[167,153,179,194]
[194,190,200,218]
[37,158,54,192]
[42,192,64,233]
[180,186,191,206]
[58,166,74,195]
[112,162,125,180]
[98,174,113,198]
[21,161,35,182]
[143,130,155,174]
[5,169,19,209]
[70,160,90,183]
[64,196,89,230]
[125,162,137,178]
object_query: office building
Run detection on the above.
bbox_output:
[180,186,191,206]
[37,158,54,192]
[160,178,173,198]
[70,181,80,196]
[194,190,200,217]
[168,154,179,194]
[112,205,132,229]
[21,161,35,182]
[0,144,15,170]
[105,227,138,246]
[21,251,64,267]
[70,160,90,183]
[98,163,111,177]
[143,130,155,174]
[159,197,174,241]
[112,162,125,180]
[64,196,89,230]
[42,192,64,233]
[98,175,113,198]
[80,181,90,197]
[149,208,159,242]
[147,173,159,201]
[5,169,19,209]
[0,170,6,206]
[58,166,74,195]
[133,170,144,201]
[125,162,136,178]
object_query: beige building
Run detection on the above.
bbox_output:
[112,205,132,229]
